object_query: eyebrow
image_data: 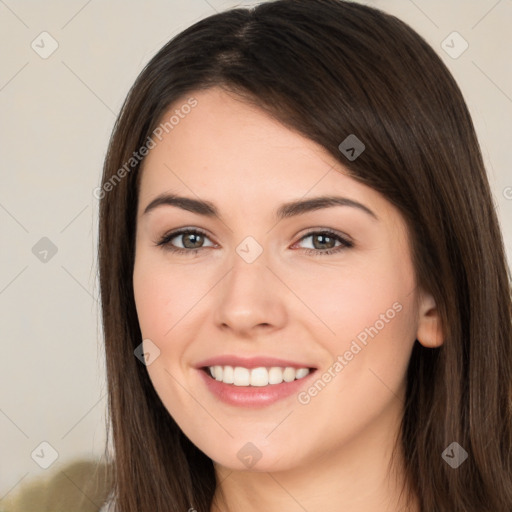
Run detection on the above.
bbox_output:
[142,193,378,221]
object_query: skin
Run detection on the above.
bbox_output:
[132,87,443,512]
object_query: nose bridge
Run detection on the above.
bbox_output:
[214,240,286,333]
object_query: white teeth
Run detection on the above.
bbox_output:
[206,365,311,386]
[282,367,296,382]
[213,365,223,381]
[268,366,283,385]
[233,367,250,386]
[222,365,234,384]
[250,367,268,387]
[295,368,310,379]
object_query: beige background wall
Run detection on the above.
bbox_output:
[1,0,511,502]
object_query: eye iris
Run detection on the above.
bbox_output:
[313,233,335,250]
[182,232,204,249]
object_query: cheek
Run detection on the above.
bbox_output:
[132,256,201,414]
[133,252,203,340]
[293,251,417,385]
[289,262,414,342]
[336,281,416,403]
[133,266,169,338]
[293,279,416,443]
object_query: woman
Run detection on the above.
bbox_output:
[97,0,512,510]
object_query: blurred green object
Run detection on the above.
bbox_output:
[1,458,112,512]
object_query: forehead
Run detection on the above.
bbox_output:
[137,87,391,222]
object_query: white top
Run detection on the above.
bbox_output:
[99,492,115,511]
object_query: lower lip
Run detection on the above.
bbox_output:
[197,368,316,407]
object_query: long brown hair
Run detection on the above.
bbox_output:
[98,1,512,510]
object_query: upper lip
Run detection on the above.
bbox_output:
[195,355,317,370]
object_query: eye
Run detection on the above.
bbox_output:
[155,227,353,257]
[294,229,353,256]
[155,228,215,254]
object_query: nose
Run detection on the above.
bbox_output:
[213,251,287,337]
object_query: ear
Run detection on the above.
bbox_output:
[416,289,444,348]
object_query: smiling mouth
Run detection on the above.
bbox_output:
[202,365,316,387]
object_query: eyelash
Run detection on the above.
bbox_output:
[155,228,353,256]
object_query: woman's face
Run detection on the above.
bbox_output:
[133,87,430,472]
